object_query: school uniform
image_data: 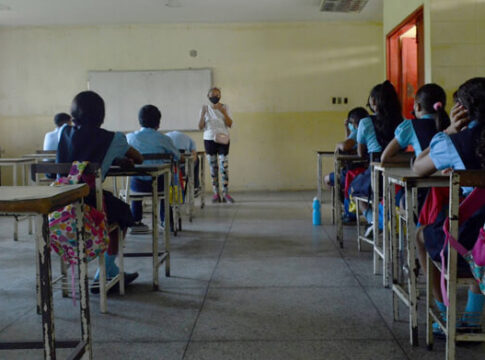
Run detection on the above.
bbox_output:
[57,124,135,229]
[126,127,181,223]
[423,122,485,269]
[166,130,200,189]
[328,127,357,187]
[43,127,63,151]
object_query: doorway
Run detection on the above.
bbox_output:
[386,7,424,119]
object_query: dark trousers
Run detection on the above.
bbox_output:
[130,176,166,224]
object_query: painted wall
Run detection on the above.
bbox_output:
[0,22,383,191]
[430,0,485,99]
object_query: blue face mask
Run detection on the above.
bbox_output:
[348,123,355,132]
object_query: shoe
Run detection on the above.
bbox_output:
[342,215,356,225]
[130,221,150,234]
[211,194,221,203]
[222,194,235,203]
[364,225,374,238]
[90,272,139,294]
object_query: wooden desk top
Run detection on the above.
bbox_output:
[316,151,334,156]
[107,164,171,177]
[0,184,89,215]
[385,168,448,185]
[22,153,56,159]
[455,170,485,187]
[335,154,366,161]
[0,158,36,164]
[372,162,411,171]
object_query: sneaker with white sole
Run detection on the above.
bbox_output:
[130,221,150,234]
[364,224,373,238]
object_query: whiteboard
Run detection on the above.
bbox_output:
[87,69,212,132]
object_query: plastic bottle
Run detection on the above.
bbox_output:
[312,197,322,226]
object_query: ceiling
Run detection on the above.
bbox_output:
[0,0,383,27]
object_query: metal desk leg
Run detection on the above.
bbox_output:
[164,172,171,277]
[75,201,92,359]
[390,181,400,321]
[13,165,18,241]
[152,176,160,290]
[36,214,56,359]
[406,184,419,346]
[372,165,380,275]
[317,154,322,204]
[382,173,389,288]
[335,159,343,248]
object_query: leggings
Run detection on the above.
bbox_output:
[204,140,229,195]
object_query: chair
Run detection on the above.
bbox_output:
[118,153,181,235]
[31,162,124,314]
[426,170,485,359]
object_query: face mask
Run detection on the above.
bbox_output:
[347,123,355,132]
[209,96,220,104]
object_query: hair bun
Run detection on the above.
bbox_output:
[433,101,443,111]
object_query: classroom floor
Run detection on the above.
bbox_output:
[0,191,484,360]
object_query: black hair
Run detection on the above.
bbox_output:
[207,87,221,97]
[139,105,161,129]
[54,112,71,127]
[456,77,485,168]
[368,81,403,148]
[347,107,369,126]
[414,83,450,131]
[70,91,105,127]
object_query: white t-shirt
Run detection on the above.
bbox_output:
[200,104,231,141]
[43,127,62,151]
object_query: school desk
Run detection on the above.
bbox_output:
[107,164,171,290]
[385,168,448,346]
[316,151,335,224]
[0,184,92,360]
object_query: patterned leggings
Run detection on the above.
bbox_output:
[207,154,229,195]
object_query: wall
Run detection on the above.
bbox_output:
[0,22,383,190]
[430,0,485,99]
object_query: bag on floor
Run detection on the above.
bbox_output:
[441,188,485,304]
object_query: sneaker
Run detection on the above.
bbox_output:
[211,194,221,203]
[222,194,235,203]
[364,225,374,238]
[130,221,150,234]
[108,272,139,294]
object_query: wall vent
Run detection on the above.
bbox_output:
[320,0,369,13]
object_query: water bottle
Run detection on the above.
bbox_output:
[312,197,322,226]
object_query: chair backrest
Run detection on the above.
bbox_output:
[31,162,103,210]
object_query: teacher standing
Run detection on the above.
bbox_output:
[198,87,234,203]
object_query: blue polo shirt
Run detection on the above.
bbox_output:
[357,117,382,153]
[394,114,434,156]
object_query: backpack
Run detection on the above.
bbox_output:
[48,161,109,300]
[441,188,485,306]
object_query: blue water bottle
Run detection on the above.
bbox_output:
[312,197,322,226]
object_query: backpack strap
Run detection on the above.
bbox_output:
[440,187,485,306]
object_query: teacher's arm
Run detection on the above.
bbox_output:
[214,103,233,128]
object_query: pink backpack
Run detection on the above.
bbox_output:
[441,188,485,306]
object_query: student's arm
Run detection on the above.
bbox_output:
[412,147,436,176]
[198,106,207,130]
[357,143,367,158]
[381,139,404,163]
[214,103,233,127]
[126,147,143,164]
[335,139,356,153]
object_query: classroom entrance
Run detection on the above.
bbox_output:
[386,7,424,119]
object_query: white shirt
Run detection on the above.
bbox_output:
[201,104,231,141]
[43,127,62,151]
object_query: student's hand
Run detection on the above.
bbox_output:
[446,103,470,135]
[113,157,135,170]
[441,168,453,175]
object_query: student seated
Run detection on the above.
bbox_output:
[43,112,72,151]
[57,91,143,293]
[324,107,369,188]
[127,105,181,234]
[166,130,200,190]
[413,77,485,334]
[350,81,403,234]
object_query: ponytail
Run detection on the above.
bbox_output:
[415,83,450,132]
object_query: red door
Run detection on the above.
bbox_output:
[401,37,418,119]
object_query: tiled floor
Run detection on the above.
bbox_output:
[0,191,484,359]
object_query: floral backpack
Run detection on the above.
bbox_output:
[49,161,109,266]
[441,188,485,305]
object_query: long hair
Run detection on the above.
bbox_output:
[414,83,450,131]
[456,77,485,168]
[369,80,403,148]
